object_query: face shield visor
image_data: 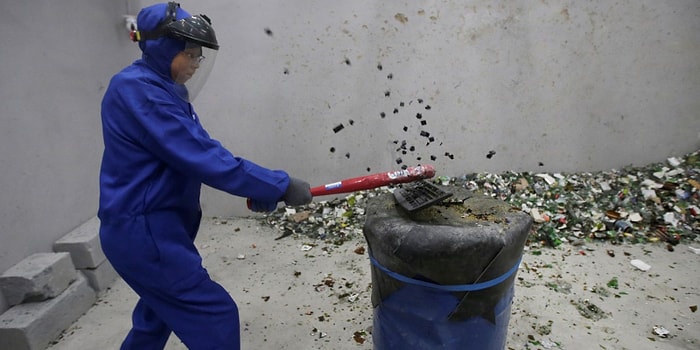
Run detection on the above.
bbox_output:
[168,14,219,102]
[172,42,218,102]
[132,4,219,102]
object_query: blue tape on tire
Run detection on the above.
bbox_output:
[369,255,521,292]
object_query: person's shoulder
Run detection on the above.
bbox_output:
[109,61,172,95]
[112,61,150,83]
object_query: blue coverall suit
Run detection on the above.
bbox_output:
[98,4,288,349]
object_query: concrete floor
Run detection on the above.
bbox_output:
[46,217,700,350]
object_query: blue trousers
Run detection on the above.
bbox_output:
[100,211,240,350]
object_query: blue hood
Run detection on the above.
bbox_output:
[137,3,191,79]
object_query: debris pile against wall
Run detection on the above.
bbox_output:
[259,150,699,247]
[459,149,699,247]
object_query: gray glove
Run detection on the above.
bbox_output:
[282,177,312,206]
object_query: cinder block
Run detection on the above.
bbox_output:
[0,289,7,314]
[80,259,119,292]
[0,274,96,350]
[53,216,106,269]
[0,252,77,307]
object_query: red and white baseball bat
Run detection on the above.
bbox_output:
[247,164,435,208]
[309,164,435,196]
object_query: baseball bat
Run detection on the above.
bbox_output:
[247,164,436,208]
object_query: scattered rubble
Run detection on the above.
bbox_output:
[250,150,699,348]
[571,299,610,321]
[258,150,700,248]
[630,259,651,271]
[652,325,670,338]
[352,330,367,344]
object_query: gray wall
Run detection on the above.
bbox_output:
[0,0,139,273]
[1,0,698,272]
[197,0,700,216]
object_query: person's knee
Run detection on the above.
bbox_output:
[170,279,240,349]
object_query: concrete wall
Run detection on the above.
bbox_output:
[0,0,141,273]
[0,0,698,272]
[195,0,700,216]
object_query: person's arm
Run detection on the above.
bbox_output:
[130,90,289,203]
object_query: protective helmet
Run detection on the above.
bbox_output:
[131,2,219,102]
[131,2,218,50]
[167,14,219,50]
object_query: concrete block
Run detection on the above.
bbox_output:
[0,289,7,314]
[0,252,77,307]
[0,274,96,350]
[80,259,119,292]
[53,216,106,269]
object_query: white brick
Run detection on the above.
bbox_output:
[80,259,119,292]
[0,253,77,307]
[53,216,106,269]
[0,274,96,350]
[0,289,7,314]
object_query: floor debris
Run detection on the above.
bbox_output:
[258,149,699,248]
[45,151,700,350]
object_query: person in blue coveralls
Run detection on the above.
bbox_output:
[98,2,312,349]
